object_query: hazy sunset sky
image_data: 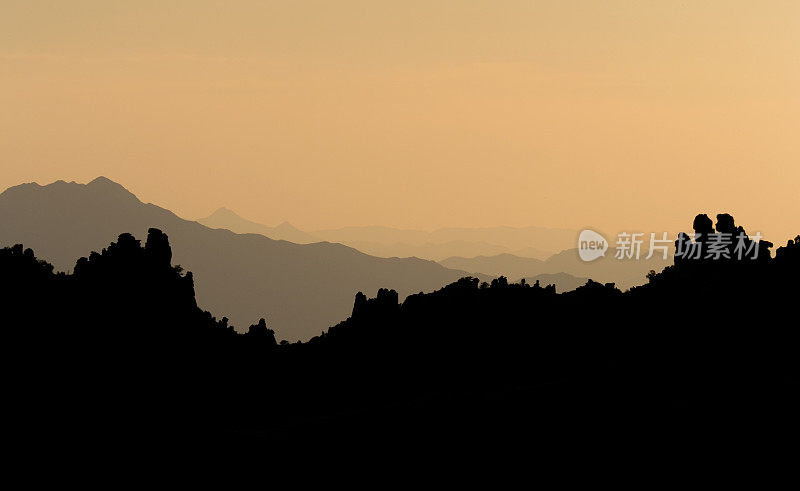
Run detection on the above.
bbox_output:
[2,1,798,241]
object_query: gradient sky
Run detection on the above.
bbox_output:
[2,1,798,242]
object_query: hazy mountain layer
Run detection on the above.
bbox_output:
[441,249,671,290]
[440,254,545,280]
[314,224,577,256]
[199,207,561,260]
[197,207,319,244]
[321,239,553,261]
[542,247,673,290]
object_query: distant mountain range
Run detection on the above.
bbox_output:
[310,239,555,262]
[312,225,575,260]
[0,177,672,340]
[0,177,477,341]
[441,247,672,290]
[198,207,319,244]
[197,208,634,290]
[314,225,577,254]
[440,253,545,280]
[198,208,571,261]
[197,203,667,290]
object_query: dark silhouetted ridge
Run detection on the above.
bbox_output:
[2,212,797,459]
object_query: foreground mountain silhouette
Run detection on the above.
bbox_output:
[2,213,798,459]
[0,177,474,340]
[522,272,590,292]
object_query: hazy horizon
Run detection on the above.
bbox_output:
[2,1,798,241]
[6,176,795,254]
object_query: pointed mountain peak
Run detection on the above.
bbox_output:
[88,176,115,185]
[211,206,238,216]
[88,176,128,190]
[86,176,138,199]
[205,207,246,221]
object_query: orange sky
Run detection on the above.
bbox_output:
[1,1,798,242]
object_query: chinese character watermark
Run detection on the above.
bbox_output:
[577,229,763,262]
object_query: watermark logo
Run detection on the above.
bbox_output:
[577,230,764,262]
[578,229,608,262]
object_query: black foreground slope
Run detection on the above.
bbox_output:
[0,177,471,340]
[1,214,799,460]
